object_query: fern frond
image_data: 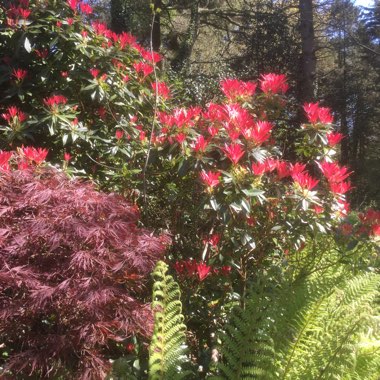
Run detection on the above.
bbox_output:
[213,285,277,380]
[148,261,192,380]
[213,268,379,380]
[279,271,380,380]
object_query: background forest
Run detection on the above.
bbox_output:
[102,0,380,208]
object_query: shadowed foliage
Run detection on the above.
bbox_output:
[0,168,169,379]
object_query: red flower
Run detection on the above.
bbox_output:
[292,172,319,191]
[175,133,186,144]
[290,162,306,176]
[318,161,351,183]
[125,343,135,352]
[151,82,171,99]
[260,73,289,94]
[184,260,197,276]
[276,160,290,179]
[223,143,245,164]
[208,233,220,247]
[192,135,208,152]
[173,261,185,275]
[133,62,153,78]
[35,49,49,59]
[89,68,100,78]
[138,131,146,141]
[251,161,266,176]
[372,224,380,236]
[43,94,68,109]
[21,146,48,165]
[200,170,221,188]
[303,103,334,124]
[67,0,79,12]
[326,132,344,146]
[97,107,106,120]
[0,151,12,172]
[12,68,27,81]
[18,8,31,19]
[318,107,334,124]
[64,152,71,162]
[141,49,162,63]
[2,106,27,124]
[220,78,257,101]
[330,181,352,195]
[220,265,232,276]
[197,262,211,281]
[252,121,273,145]
[117,32,136,50]
[92,21,112,38]
[80,2,93,14]
[115,130,124,140]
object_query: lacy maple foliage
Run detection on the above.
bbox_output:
[0,167,169,379]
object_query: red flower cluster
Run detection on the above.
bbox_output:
[20,146,48,165]
[6,0,31,26]
[200,170,221,189]
[292,172,319,191]
[260,73,289,94]
[0,147,48,171]
[303,102,334,125]
[43,94,68,109]
[318,161,352,195]
[358,209,380,236]
[151,82,171,100]
[173,260,231,281]
[1,106,27,124]
[67,0,92,14]
[133,62,154,78]
[12,68,27,81]
[327,132,344,146]
[220,79,257,101]
[0,151,13,172]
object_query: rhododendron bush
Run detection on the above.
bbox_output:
[0,0,168,181]
[0,150,169,378]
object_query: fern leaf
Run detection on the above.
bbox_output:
[148,261,192,380]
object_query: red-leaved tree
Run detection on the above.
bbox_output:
[0,159,169,379]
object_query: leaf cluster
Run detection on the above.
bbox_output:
[0,167,168,379]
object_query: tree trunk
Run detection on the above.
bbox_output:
[110,0,128,34]
[298,0,316,103]
[171,1,200,72]
[152,0,162,52]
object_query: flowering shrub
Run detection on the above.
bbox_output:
[0,150,169,379]
[0,0,168,182]
[146,77,352,271]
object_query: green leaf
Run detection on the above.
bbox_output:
[24,36,32,53]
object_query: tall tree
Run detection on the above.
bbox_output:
[298,0,317,103]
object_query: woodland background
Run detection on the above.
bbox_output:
[92,0,380,209]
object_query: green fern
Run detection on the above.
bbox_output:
[279,271,379,379]
[148,261,191,380]
[213,268,380,380]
